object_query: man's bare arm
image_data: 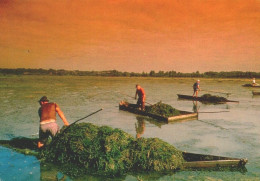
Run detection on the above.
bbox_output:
[56,104,69,126]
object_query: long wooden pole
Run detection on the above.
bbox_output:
[197,111,230,113]
[63,108,103,131]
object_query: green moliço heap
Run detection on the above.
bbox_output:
[201,94,228,102]
[145,101,180,117]
[39,123,184,177]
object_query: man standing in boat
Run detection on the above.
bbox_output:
[38,96,69,148]
[252,78,259,86]
[135,84,146,111]
[192,80,201,98]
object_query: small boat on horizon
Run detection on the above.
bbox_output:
[252,91,260,95]
[242,84,260,88]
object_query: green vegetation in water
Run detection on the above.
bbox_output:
[39,123,184,177]
[201,94,228,102]
[145,101,181,117]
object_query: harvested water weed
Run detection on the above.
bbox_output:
[39,123,184,177]
[146,101,181,117]
[201,94,228,103]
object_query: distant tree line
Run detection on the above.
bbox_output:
[0,68,260,78]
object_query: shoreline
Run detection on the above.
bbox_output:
[0,74,254,81]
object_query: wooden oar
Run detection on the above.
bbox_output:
[201,90,231,96]
[117,91,153,105]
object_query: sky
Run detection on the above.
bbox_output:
[0,0,260,73]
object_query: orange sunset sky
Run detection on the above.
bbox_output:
[0,0,259,72]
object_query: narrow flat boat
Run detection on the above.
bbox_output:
[0,137,38,156]
[177,94,239,103]
[252,91,260,95]
[183,152,247,170]
[119,101,198,123]
[242,84,260,88]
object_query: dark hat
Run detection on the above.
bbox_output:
[39,96,49,102]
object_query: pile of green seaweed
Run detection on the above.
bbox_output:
[145,101,180,117]
[201,94,228,103]
[40,123,184,177]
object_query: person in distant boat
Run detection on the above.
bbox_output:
[252,78,256,85]
[135,84,146,111]
[37,96,69,148]
[252,78,259,86]
[192,80,201,98]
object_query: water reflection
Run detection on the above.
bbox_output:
[192,101,200,113]
[135,116,167,130]
[135,117,145,139]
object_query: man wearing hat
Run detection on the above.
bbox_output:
[38,96,69,148]
[192,80,201,98]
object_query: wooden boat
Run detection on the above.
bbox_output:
[252,91,260,95]
[119,101,198,123]
[0,137,247,171]
[242,84,260,88]
[177,94,239,103]
[0,137,38,156]
[182,152,247,170]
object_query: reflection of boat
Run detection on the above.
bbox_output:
[177,94,239,103]
[119,101,198,123]
[183,152,247,170]
[242,84,260,88]
[252,91,260,95]
[136,116,167,128]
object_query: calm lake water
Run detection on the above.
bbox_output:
[0,75,260,181]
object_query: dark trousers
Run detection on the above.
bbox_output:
[137,97,145,110]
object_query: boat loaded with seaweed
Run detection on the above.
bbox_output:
[0,123,248,177]
[119,101,198,122]
[177,94,239,103]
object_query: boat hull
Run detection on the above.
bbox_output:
[252,91,260,95]
[242,84,260,88]
[0,137,38,156]
[182,152,247,169]
[177,94,239,103]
